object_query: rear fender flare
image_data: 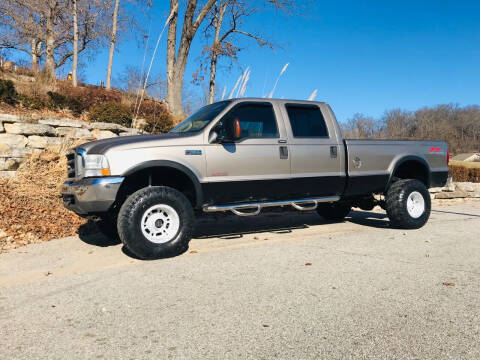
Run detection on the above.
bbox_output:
[387,155,430,190]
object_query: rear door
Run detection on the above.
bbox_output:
[204,101,291,204]
[280,102,345,197]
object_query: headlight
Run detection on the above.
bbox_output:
[83,154,111,177]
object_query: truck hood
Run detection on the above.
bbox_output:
[78,132,200,155]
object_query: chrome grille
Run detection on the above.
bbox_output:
[66,150,76,179]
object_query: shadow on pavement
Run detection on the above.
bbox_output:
[75,209,392,259]
[194,209,391,239]
[346,210,390,229]
[78,220,121,247]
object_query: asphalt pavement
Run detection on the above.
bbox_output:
[1,201,479,359]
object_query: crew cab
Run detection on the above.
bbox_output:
[62,98,449,259]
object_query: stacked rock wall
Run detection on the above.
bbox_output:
[0,113,143,178]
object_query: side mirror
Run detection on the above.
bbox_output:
[209,121,224,143]
[233,118,241,140]
[208,131,218,143]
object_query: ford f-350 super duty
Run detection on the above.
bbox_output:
[62,99,449,259]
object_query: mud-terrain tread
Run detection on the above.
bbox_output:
[385,179,430,229]
[117,186,195,259]
[316,202,352,221]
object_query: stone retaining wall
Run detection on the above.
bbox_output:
[0,113,143,178]
[429,179,480,199]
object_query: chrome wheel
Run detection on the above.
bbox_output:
[406,191,425,219]
[141,204,180,244]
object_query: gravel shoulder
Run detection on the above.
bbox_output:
[1,201,479,359]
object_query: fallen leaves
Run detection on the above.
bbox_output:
[0,148,90,252]
[442,282,455,287]
[304,262,312,266]
[189,250,198,254]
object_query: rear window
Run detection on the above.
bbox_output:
[285,104,329,138]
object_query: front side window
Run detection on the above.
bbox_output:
[285,104,329,138]
[221,103,278,140]
[170,101,231,133]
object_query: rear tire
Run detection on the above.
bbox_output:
[385,179,430,229]
[117,186,195,259]
[316,202,351,221]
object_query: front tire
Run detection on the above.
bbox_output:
[117,186,195,259]
[385,179,431,229]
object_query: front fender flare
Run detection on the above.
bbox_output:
[123,160,203,208]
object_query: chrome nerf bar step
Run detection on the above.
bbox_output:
[203,196,340,217]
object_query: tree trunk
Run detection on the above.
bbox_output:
[30,39,39,73]
[166,0,216,115]
[72,0,79,87]
[208,2,227,104]
[166,0,179,113]
[106,0,120,90]
[44,2,56,84]
[208,51,218,104]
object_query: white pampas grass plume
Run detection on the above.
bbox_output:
[236,67,249,97]
[308,89,317,101]
[221,86,227,100]
[239,69,250,97]
[268,62,289,98]
[229,75,242,99]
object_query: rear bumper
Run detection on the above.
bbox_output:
[61,177,124,215]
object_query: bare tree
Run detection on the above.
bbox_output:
[0,1,44,73]
[198,0,295,103]
[0,0,109,84]
[115,65,166,99]
[166,0,217,115]
[105,0,120,89]
[72,0,79,86]
[203,0,275,104]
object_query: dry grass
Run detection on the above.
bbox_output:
[449,163,480,183]
[449,160,480,169]
[0,140,94,253]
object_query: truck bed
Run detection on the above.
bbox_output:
[343,139,449,196]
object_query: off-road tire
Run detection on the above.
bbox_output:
[117,186,195,259]
[385,179,431,229]
[316,202,352,221]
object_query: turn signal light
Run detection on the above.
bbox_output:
[101,168,111,176]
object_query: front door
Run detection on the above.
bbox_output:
[204,101,291,205]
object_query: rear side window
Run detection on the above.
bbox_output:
[223,103,278,139]
[285,104,329,138]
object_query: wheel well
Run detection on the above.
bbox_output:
[115,166,199,210]
[392,160,429,187]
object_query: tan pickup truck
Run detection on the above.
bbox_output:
[62,98,449,259]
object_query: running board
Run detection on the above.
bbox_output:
[203,196,340,217]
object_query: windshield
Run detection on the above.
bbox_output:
[170,101,231,133]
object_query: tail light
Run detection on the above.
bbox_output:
[447,150,450,165]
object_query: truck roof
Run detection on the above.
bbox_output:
[229,97,326,105]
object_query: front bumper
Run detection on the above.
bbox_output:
[61,177,124,215]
